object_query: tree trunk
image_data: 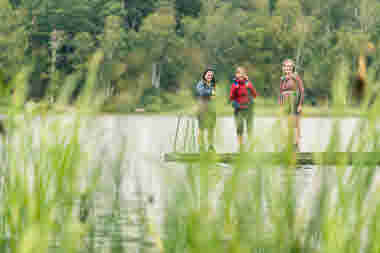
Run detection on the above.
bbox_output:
[152,62,161,88]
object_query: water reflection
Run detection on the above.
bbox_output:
[24,115,364,252]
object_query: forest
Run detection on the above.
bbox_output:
[1,0,379,112]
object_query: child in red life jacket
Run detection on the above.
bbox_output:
[229,66,258,150]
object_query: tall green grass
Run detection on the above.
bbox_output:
[0,50,136,253]
[3,52,380,253]
[161,61,380,253]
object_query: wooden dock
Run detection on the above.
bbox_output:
[164,152,380,165]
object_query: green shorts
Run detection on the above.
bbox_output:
[234,106,253,136]
[197,102,216,130]
[281,91,301,115]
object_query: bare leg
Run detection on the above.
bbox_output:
[238,135,243,147]
[198,130,205,151]
[208,128,215,151]
[287,115,297,151]
[287,116,294,141]
[234,110,244,151]
[247,108,254,145]
[295,115,301,148]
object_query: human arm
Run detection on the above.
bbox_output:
[295,75,304,105]
[278,79,284,105]
[230,83,240,108]
[295,75,304,112]
[229,83,236,102]
[211,83,216,98]
[248,82,258,98]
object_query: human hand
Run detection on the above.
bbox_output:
[297,105,302,113]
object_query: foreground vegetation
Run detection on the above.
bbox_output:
[0,45,379,253]
[161,62,380,253]
[2,0,380,251]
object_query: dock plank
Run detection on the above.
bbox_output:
[164,152,380,165]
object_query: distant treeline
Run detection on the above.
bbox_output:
[0,0,379,107]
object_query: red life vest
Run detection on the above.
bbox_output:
[233,79,253,108]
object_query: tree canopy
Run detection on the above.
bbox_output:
[0,0,379,107]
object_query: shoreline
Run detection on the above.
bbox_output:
[100,111,366,118]
[1,102,368,118]
[101,107,367,118]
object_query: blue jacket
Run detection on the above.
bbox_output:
[196,80,215,98]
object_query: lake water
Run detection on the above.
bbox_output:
[81,115,371,252]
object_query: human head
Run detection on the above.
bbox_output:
[202,68,215,83]
[282,59,295,75]
[235,66,248,80]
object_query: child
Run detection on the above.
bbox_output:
[196,67,216,152]
[229,67,258,151]
[279,59,304,151]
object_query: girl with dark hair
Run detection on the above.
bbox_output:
[195,68,216,152]
[279,59,304,151]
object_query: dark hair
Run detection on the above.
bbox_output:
[202,68,216,85]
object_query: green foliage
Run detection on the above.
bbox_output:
[4,6,380,251]
[140,6,182,60]
[0,53,112,252]
[175,0,201,17]
[124,0,159,31]
[0,0,29,80]
[1,0,380,109]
